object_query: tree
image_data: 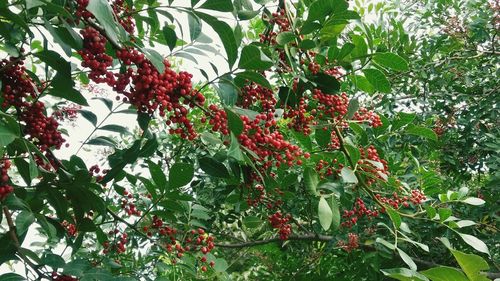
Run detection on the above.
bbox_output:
[0,0,497,280]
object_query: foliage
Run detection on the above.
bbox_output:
[0,0,498,280]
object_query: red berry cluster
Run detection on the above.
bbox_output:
[119,190,141,216]
[111,0,135,34]
[239,113,302,169]
[283,98,316,135]
[74,0,92,23]
[353,108,383,127]
[21,102,65,151]
[308,62,320,74]
[161,227,216,267]
[238,82,276,112]
[268,211,292,240]
[341,198,379,228]
[53,104,81,122]
[269,10,291,31]
[337,233,359,252]
[358,146,389,185]
[78,27,114,85]
[375,190,426,209]
[0,160,13,201]
[103,230,128,254]
[1,59,65,151]
[61,220,77,237]
[203,105,229,135]
[316,158,343,179]
[313,90,349,119]
[115,48,205,139]
[51,272,79,281]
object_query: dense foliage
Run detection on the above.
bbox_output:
[0,0,498,280]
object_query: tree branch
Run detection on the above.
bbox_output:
[215,233,334,248]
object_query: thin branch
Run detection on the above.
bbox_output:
[215,233,335,248]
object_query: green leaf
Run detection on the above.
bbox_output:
[462,197,485,206]
[457,233,490,255]
[330,196,340,230]
[141,48,165,74]
[0,273,26,281]
[315,127,331,148]
[169,163,194,189]
[195,12,238,68]
[243,216,262,228]
[199,0,233,12]
[43,253,66,268]
[351,34,368,59]
[199,157,230,178]
[397,248,417,271]
[438,208,452,222]
[318,196,333,231]
[387,207,402,228]
[238,45,273,70]
[307,0,348,22]
[15,211,35,236]
[344,144,361,167]
[392,112,416,131]
[226,109,244,136]
[276,31,296,45]
[363,69,391,93]
[79,110,97,127]
[309,73,340,94]
[235,71,272,89]
[217,80,238,107]
[381,268,428,281]
[373,52,409,71]
[214,258,229,272]
[86,136,117,147]
[451,249,490,281]
[421,267,469,281]
[86,0,127,45]
[237,10,260,20]
[346,98,359,119]
[340,167,358,183]
[162,26,177,51]
[0,124,17,146]
[187,13,202,41]
[406,125,438,141]
[352,75,375,94]
[98,124,128,134]
[304,167,319,195]
[228,133,244,162]
[147,161,167,191]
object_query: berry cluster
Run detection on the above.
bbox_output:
[152,226,216,268]
[239,113,302,169]
[53,104,81,122]
[0,58,65,151]
[202,105,229,135]
[78,27,114,85]
[375,190,426,210]
[316,159,343,179]
[61,220,77,237]
[111,0,135,34]
[341,198,379,228]
[283,97,315,135]
[21,102,65,151]
[353,108,383,127]
[115,48,205,139]
[238,82,276,112]
[102,230,128,254]
[337,233,359,252]
[358,146,389,185]
[119,190,141,216]
[0,160,13,201]
[268,211,292,240]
